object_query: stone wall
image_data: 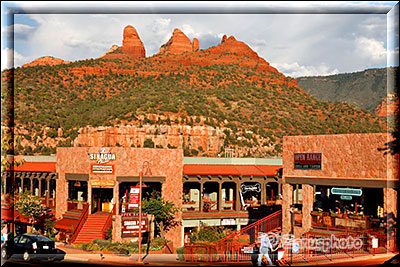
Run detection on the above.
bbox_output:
[56,147,183,248]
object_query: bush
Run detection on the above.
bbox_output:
[176,246,185,261]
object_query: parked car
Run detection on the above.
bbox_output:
[383,254,400,265]
[1,234,65,262]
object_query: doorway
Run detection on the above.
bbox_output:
[92,188,114,214]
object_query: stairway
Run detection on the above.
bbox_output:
[72,213,109,244]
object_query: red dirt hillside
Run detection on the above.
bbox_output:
[22,56,70,68]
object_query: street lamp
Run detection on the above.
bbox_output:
[289,204,295,265]
[137,161,151,263]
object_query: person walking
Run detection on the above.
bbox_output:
[258,233,273,266]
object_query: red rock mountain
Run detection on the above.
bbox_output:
[22,56,70,68]
[159,28,198,54]
[121,25,146,58]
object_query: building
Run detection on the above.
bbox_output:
[281,133,398,240]
[2,133,398,249]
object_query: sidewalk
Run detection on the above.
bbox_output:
[57,243,396,266]
[284,252,395,266]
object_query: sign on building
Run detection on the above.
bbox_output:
[121,218,148,236]
[331,187,362,196]
[221,218,236,226]
[294,153,322,170]
[91,164,114,174]
[128,186,140,209]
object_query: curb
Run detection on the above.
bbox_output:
[291,252,395,266]
[64,255,90,262]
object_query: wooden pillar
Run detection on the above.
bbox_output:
[30,178,33,194]
[46,179,50,206]
[218,181,222,211]
[21,177,24,193]
[261,181,266,205]
[199,181,204,212]
[2,174,6,194]
[236,181,241,211]
[38,178,42,197]
[278,182,281,197]
[295,184,299,204]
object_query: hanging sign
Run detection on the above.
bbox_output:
[331,188,362,196]
[128,186,140,209]
[241,183,261,194]
[294,153,322,170]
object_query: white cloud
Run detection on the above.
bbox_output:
[355,37,386,62]
[271,62,340,78]
[1,48,28,70]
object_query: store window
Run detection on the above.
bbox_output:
[68,180,88,202]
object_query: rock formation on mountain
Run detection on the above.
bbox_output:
[121,25,145,58]
[22,56,70,68]
[207,35,261,61]
[159,28,198,54]
[192,38,199,51]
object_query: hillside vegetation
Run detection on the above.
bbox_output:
[1,33,386,157]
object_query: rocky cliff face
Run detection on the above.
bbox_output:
[121,25,146,58]
[73,124,224,156]
[159,28,198,54]
[22,56,69,68]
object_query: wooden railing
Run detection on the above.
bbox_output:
[102,204,116,239]
[69,203,89,244]
[184,210,282,262]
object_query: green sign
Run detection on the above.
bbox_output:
[331,187,362,196]
[340,195,352,200]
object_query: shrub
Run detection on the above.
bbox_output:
[176,246,185,261]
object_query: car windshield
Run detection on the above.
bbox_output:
[30,235,52,241]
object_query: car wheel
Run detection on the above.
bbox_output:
[1,248,8,260]
[23,251,31,261]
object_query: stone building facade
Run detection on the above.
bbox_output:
[282,133,399,237]
[56,147,183,247]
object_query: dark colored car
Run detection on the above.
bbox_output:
[383,254,400,265]
[1,234,65,262]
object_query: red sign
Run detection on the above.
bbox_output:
[128,186,140,209]
[294,153,322,170]
[121,218,148,236]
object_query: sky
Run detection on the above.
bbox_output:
[1,1,399,77]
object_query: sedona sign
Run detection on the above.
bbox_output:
[294,152,322,170]
[89,148,116,164]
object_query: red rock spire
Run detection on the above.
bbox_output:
[121,25,146,58]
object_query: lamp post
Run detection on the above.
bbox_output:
[137,161,151,263]
[137,170,143,263]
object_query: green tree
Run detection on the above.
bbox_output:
[15,191,49,231]
[142,196,180,238]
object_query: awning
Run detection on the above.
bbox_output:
[9,162,56,172]
[54,218,78,232]
[183,164,281,176]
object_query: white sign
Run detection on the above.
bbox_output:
[241,246,253,254]
[372,237,378,249]
[89,148,116,164]
[292,242,299,253]
[221,219,236,226]
[241,183,261,193]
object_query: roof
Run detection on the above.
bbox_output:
[183,164,281,176]
[183,157,282,165]
[9,162,56,172]
[54,218,78,232]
